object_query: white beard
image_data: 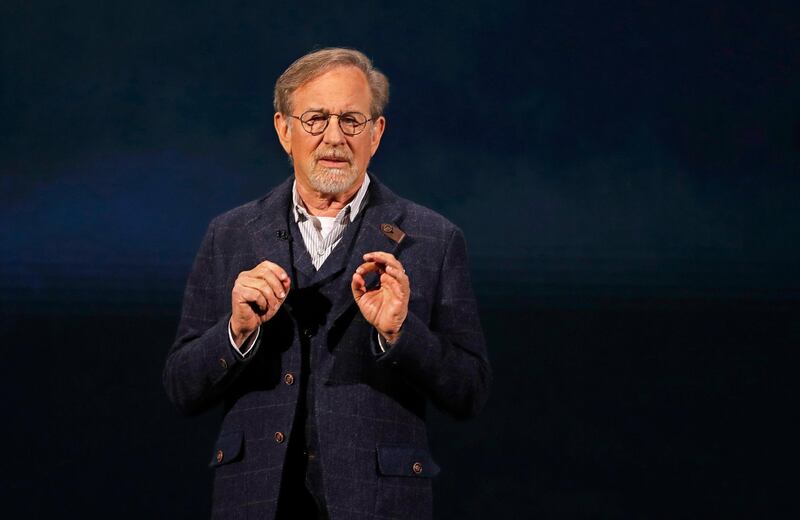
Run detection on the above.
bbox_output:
[308,164,361,195]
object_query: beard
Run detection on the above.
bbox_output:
[307,148,361,195]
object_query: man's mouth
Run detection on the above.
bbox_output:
[317,155,350,168]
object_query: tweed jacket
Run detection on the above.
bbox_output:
[163,175,491,519]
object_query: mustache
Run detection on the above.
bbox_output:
[314,148,352,162]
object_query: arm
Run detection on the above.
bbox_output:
[163,219,240,415]
[353,228,492,419]
[162,219,290,415]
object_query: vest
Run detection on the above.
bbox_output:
[278,205,368,515]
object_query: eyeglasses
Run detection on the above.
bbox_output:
[289,110,373,136]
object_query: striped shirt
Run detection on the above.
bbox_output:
[292,174,371,270]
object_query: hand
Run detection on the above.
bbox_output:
[230,260,291,346]
[351,251,409,345]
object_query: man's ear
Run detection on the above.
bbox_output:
[369,115,386,157]
[274,112,292,156]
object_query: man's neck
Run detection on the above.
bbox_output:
[295,176,364,217]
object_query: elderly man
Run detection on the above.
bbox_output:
[163,48,491,520]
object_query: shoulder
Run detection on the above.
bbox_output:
[371,177,462,240]
[208,176,293,231]
[400,199,460,237]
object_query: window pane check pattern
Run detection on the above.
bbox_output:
[292,174,371,270]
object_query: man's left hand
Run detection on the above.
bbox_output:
[351,251,409,345]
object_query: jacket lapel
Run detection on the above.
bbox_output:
[245,176,294,277]
[326,178,406,327]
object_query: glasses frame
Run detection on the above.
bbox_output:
[289,110,374,136]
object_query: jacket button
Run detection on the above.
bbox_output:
[284,372,295,385]
[412,462,423,475]
[216,449,224,463]
[303,328,313,338]
[274,431,285,443]
[219,358,228,369]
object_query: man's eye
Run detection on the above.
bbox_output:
[340,116,358,125]
[308,114,327,122]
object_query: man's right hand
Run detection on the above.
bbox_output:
[230,260,291,347]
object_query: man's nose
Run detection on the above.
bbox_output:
[322,115,346,144]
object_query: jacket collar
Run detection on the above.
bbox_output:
[244,176,295,277]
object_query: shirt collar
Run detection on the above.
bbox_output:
[292,173,371,223]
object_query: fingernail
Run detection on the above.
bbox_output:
[279,292,285,298]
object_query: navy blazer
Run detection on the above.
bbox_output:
[163,175,491,519]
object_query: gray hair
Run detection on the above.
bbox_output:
[273,47,389,118]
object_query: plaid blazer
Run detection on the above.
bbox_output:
[163,175,491,519]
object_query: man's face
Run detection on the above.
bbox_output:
[274,66,386,196]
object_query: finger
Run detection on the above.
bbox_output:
[383,263,409,283]
[380,272,408,301]
[267,267,292,293]
[256,261,291,285]
[246,262,291,295]
[363,251,404,271]
[354,261,383,276]
[240,278,282,311]
[373,264,409,300]
[351,271,368,298]
[237,285,268,313]
[243,269,287,299]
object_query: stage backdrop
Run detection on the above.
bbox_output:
[2,1,798,517]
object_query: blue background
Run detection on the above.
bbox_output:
[2,1,798,517]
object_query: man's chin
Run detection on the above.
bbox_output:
[310,168,361,195]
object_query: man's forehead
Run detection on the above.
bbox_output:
[291,65,372,111]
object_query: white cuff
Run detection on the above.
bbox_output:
[376,330,388,353]
[228,321,260,358]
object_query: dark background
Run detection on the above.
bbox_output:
[2,1,798,517]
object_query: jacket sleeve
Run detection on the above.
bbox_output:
[375,227,492,419]
[162,218,258,415]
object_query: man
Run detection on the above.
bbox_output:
[163,48,491,520]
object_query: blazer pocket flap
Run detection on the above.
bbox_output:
[208,431,244,468]
[377,445,441,477]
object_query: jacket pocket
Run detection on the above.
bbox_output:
[208,431,244,468]
[376,445,441,478]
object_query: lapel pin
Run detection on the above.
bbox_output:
[380,223,406,244]
[276,230,289,240]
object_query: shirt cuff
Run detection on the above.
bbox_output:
[376,330,387,353]
[228,321,260,358]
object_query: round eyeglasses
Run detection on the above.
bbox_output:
[289,110,373,136]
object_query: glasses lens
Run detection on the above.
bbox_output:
[300,111,329,134]
[298,111,369,135]
[338,112,368,135]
